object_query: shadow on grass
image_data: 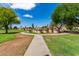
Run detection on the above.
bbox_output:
[63,31,79,34]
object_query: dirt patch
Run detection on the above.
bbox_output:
[0,34,33,56]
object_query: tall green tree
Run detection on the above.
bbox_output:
[51,3,79,32]
[51,4,65,32]
[0,6,20,33]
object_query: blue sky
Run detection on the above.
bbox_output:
[0,3,58,27]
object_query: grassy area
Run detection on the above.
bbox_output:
[0,29,24,43]
[0,29,25,34]
[0,34,15,43]
[43,34,79,56]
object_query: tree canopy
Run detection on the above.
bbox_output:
[51,3,79,32]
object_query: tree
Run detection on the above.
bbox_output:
[51,3,79,32]
[0,6,20,33]
[31,24,35,29]
[13,26,18,29]
[51,4,64,32]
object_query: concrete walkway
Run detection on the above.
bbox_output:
[24,35,51,56]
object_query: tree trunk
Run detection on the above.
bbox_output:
[5,25,8,34]
[56,24,62,33]
[57,27,61,33]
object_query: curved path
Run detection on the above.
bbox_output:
[24,34,51,56]
[0,34,33,56]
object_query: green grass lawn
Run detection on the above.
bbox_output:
[0,29,24,43]
[43,34,79,56]
[0,34,15,43]
[0,29,24,34]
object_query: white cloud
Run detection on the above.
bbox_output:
[10,3,36,10]
[24,14,33,18]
